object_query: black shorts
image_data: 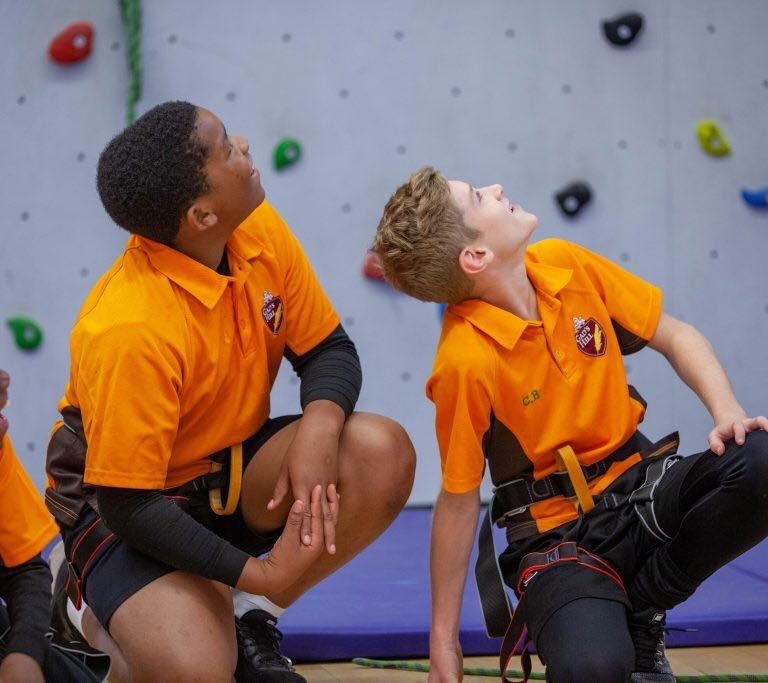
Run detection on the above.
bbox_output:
[498,449,702,646]
[65,414,302,630]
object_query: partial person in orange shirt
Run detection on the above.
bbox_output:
[45,102,416,683]
[0,370,104,682]
[372,167,768,683]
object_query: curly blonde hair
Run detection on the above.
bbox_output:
[371,166,478,304]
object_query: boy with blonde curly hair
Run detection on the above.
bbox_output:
[373,166,768,682]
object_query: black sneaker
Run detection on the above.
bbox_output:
[629,608,675,682]
[234,609,306,683]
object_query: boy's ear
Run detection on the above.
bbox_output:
[185,201,219,233]
[459,244,493,276]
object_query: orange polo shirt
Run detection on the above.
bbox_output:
[427,238,663,533]
[55,200,339,490]
[0,436,59,567]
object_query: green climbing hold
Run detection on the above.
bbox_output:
[273,138,302,170]
[6,317,43,351]
[696,119,731,157]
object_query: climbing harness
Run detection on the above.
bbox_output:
[476,432,680,681]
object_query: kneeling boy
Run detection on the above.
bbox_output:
[372,167,768,682]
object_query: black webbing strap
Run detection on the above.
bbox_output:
[477,504,513,638]
[488,431,659,528]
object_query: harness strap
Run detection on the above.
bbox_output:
[477,506,514,638]
[498,542,626,683]
[208,442,243,516]
[556,446,594,513]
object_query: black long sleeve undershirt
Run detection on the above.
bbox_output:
[96,487,249,587]
[0,555,52,666]
[95,324,362,584]
[284,324,362,417]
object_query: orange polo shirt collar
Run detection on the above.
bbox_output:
[130,225,264,311]
[447,257,573,350]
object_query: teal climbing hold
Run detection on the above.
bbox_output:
[696,120,731,157]
[273,138,302,170]
[6,317,43,351]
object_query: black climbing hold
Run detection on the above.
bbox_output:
[602,12,644,47]
[555,181,592,218]
[450,86,461,97]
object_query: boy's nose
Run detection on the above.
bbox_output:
[234,136,249,154]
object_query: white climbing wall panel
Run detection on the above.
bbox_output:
[0,0,766,504]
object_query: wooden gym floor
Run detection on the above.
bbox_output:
[294,645,768,681]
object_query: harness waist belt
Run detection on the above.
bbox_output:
[490,431,679,528]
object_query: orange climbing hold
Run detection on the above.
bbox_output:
[49,21,94,64]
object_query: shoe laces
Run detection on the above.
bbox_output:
[631,611,667,670]
[237,613,293,669]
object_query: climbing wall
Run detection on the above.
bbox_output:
[0,1,766,504]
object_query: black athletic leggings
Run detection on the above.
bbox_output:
[536,430,768,682]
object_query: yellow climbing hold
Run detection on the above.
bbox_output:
[6,317,43,351]
[696,120,731,157]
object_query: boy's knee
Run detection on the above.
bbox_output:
[726,430,768,497]
[346,414,416,505]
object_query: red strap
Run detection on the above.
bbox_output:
[499,543,626,682]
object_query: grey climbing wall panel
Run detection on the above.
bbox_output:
[0,0,766,504]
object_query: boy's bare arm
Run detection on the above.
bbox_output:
[429,487,481,682]
[649,312,768,453]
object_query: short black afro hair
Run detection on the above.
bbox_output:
[96,100,210,245]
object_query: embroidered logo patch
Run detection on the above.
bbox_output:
[573,316,606,357]
[261,291,284,334]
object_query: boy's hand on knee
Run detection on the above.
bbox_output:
[0,370,10,440]
[708,414,768,455]
[240,484,325,595]
[267,421,341,554]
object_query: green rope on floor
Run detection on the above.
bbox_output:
[118,0,142,125]
[352,657,768,682]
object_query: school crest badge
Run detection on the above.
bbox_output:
[573,316,606,357]
[262,291,284,334]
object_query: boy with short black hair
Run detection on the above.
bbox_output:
[372,166,768,682]
[46,101,416,682]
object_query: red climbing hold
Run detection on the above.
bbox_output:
[363,251,386,281]
[49,22,94,64]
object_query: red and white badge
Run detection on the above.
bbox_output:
[573,316,607,357]
[262,291,284,334]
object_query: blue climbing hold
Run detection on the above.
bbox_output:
[741,187,768,209]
